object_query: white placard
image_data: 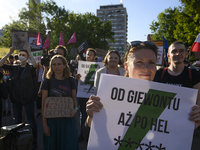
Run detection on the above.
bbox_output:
[77,61,104,98]
[88,74,197,150]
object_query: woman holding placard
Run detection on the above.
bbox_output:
[94,50,125,94]
[84,41,200,143]
[41,55,79,150]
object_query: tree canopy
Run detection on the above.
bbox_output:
[0,0,114,51]
[150,0,200,47]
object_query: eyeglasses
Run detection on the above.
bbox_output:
[130,41,156,47]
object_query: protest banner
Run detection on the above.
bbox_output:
[44,97,74,118]
[95,48,108,58]
[77,61,104,98]
[88,74,197,150]
[11,32,28,50]
[31,50,43,62]
[152,41,164,65]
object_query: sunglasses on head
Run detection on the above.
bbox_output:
[130,41,156,47]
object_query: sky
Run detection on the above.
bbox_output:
[0,0,182,43]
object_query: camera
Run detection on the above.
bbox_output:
[41,49,55,66]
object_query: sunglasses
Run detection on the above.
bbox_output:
[130,41,156,47]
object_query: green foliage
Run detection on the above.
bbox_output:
[150,0,200,47]
[150,7,178,44]
[0,0,114,55]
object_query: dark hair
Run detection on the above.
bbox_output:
[124,42,158,77]
[103,50,122,66]
[169,41,187,51]
[86,48,96,56]
[9,55,14,59]
[46,55,70,79]
[19,50,29,56]
[55,45,67,57]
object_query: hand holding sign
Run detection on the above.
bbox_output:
[86,95,103,118]
[189,105,200,129]
[9,47,15,54]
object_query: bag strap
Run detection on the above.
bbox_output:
[161,67,167,81]
[47,79,51,96]
[188,67,192,87]
[161,67,192,87]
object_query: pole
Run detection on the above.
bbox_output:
[104,24,105,50]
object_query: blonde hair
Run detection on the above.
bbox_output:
[46,55,70,79]
[124,43,158,77]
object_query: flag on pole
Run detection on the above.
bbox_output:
[67,32,76,44]
[163,36,169,60]
[36,32,41,46]
[148,34,152,41]
[42,33,50,50]
[59,31,65,45]
[190,33,200,52]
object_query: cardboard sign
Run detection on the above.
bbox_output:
[11,32,28,50]
[95,48,108,58]
[88,74,197,150]
[44,97,74,118]
[77,61,104,98]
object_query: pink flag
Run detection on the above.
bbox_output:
[190,33,200,52]
[67,32,76,44]
[42,33,50,50]
[59,32,65,45]
[148,34,152,41]
[36,32,41,46]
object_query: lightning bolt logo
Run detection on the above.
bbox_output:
[85,64,98,93]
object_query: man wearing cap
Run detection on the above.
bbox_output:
[0,44,38,150]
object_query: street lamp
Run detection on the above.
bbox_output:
[103,10,121,50]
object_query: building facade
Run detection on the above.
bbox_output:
[97,4,128,51]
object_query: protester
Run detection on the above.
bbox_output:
[0,45,38,150]
[8,55,14,65]
[94,50,125,94]
[83,41,200,147]
[36,62,43,118]
[2,59,11,116]
[41,55,79,150]
[75,48,97,141]
[153,41,200,149]
[13,54,20,64]
[0,71,8,127]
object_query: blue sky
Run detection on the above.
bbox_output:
[0,0,182,43]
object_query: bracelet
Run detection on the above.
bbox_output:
[74,107,79,110]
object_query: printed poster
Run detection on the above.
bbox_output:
[88,74,197,150]
[77,61,104,98]
[11,32,28,50]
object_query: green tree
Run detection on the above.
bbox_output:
[150,7,178,44]
[0,0,114,53]
[173,0,200,46]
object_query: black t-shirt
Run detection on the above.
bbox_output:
[1,64,36,79]
[153,66,200,88]
[41,77,76,97]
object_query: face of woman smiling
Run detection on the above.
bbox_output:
[125,49,157,81]
[107,53,119,68]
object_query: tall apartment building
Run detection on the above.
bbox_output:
[97,4,128,51]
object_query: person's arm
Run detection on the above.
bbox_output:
[27,44,37,68]
[86,95,103,127]
[193,82,200,106]
[0,47,15,67]
[42,89,50,137]
[66,89,78,118]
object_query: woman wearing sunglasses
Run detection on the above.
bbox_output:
[83,41,200,145]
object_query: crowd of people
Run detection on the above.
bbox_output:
[0,41,200,150]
